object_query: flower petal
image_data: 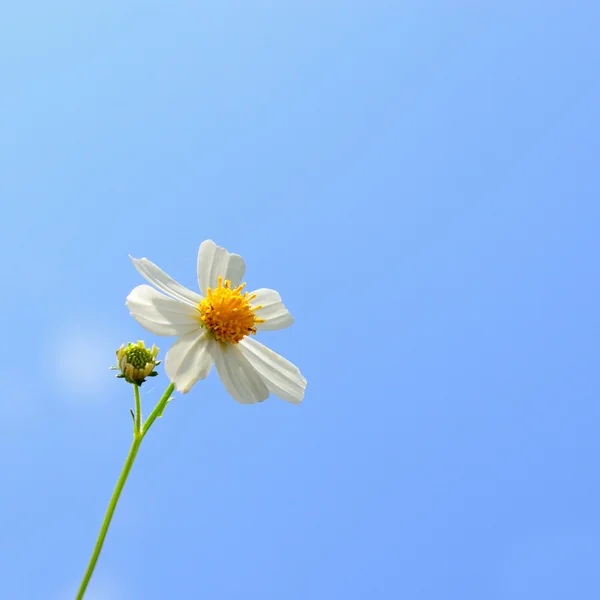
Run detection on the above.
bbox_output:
[126,285,202,336]
[250,288,295,331]
[214,343,269,404]
[239,338,306,405]
[197,240,246,295]
[130,256,202,307]
[165,329,215,393]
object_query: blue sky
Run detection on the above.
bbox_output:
[1,2,599,599]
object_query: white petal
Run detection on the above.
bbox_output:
[130,256,202,307]
[250,289,295,331]
[165,329,215,393]
[197,240,246,295]
[239,338,306,405]
[214,342,269,404]
[126,285,202,336]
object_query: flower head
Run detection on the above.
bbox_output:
[198,276,265,343]
[112,341,160,386]
[125,240,306,404]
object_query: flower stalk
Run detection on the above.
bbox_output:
[75,382,174,600]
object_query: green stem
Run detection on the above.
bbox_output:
[134,384,142,435]
[75,382,175,599]
[142,383,174,435]
[75,433,142,600]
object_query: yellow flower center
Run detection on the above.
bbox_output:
[198,276,265,344]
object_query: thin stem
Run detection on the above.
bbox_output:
[142,383,175,435]
[133,384,142,435]
[75,433,143,600]
[75,381,175,599]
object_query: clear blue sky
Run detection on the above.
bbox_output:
[1,2,599,599]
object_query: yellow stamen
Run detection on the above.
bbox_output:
[198,276,265,344]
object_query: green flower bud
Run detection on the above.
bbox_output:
[111,341,161,386]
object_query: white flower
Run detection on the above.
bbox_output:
[125,240,306,404]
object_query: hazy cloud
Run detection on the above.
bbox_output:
[51,322,119,403]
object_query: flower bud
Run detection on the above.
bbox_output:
[111,341,160,386]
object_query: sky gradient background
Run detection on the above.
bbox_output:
[1,2,599,599]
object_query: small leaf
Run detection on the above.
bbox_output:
[157,397,173,418]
